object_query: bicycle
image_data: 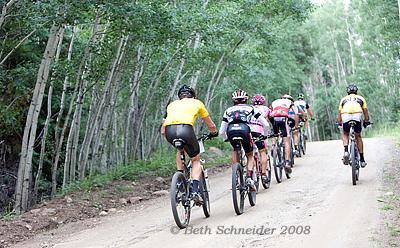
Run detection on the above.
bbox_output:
[336,121,373,185]
[231,136,258,215]
[272,132,291,183]
[252,135,272,190]
[297,120,306,156]
[170,134,211,229]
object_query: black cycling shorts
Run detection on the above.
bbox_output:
[227,123,253,153]
[343,121,362,134]
[251,132,266,150]
[272,116,290,137]
[165,124,199,157]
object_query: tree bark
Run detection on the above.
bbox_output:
[14,24,59,212]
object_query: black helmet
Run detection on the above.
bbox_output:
[178,84,196,99]
[346,84,358,94]
[297,93,304,99]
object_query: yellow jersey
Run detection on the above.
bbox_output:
[163,98,209,126]
[339,94,367,114]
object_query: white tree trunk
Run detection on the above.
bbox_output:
[14,24,59,212]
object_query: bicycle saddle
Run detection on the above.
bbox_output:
[172,138,185,149]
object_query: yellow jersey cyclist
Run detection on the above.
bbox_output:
[161,85,218,203]
[337,84,370,168]
[294,93,315,139]
[219,90,270,191]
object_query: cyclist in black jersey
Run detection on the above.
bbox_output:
[219,90,270,191]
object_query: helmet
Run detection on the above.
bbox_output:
[232,89,248,103]
[282,94,294,102]
[346,84,358,94]
[297,93,304,99]
[178,84,195,99]
[252,94,265,105]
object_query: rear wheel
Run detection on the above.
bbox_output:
[232,162,245,215]
[171,172,190,229]
[302,133,307,155]
[262,154,272,189]
[199,172,210,217]
[273,146,283,183]
[350,141,358,185]
[297,132,303,157]
[289,137,294,168]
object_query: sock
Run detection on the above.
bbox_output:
[295,145,298,150]
[286,160,289,165]
[344,146,348,153]
[360,153,365,162]
[177,170,184,184]
[247,170,253,178]
[192,180,199,193]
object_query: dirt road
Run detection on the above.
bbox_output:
[16,138,390,248]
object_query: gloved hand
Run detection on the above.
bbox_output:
[363,120,370,128]
[208,131,219,139]
[258,134,265,141]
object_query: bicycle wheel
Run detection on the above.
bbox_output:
[350,141,358,185]
[297,132,303,157]
[232,162,245,215]
[289,137,294,168]
[273,146,283,183]
[170,172,190,228]
[254,154,261,194]
[248,168,258,206]
[199,172,210,218]
[302,135,307,155]
[262,154,272,189]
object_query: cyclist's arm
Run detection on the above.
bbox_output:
[257,115,270,135]
[299,108,306,120]
[307,108,314,119]
[291,105,299,128]
[337,110,342,124]
[219,121,228,140]
[202,115,217,133]
[362,108,370,122]
[161,120,166,137]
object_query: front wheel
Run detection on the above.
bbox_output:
[199,172,210,218]
[232,162,245,215]
[171,172,190,229]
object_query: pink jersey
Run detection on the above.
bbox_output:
[249,105,271,133]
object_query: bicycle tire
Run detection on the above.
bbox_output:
[302,135,307,155]
[289,137,294,168]
[297,132,303,157]
[262,154,272,189]
[199,172,210,218]
[273,146,283,183]
[254,154,261,194]
[248,166,258,206]
[350,141,357,185]
[232,162,245,215]
[170,172,190,228]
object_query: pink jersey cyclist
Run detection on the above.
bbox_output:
[249,105,271,134]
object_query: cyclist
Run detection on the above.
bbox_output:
[294,93,315,139]
[219,90,270,191]
[288,97,306,156]
[269,94,299,174]
[249,94,272,184]
[337,84,370,167]
[161,85,218,203]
